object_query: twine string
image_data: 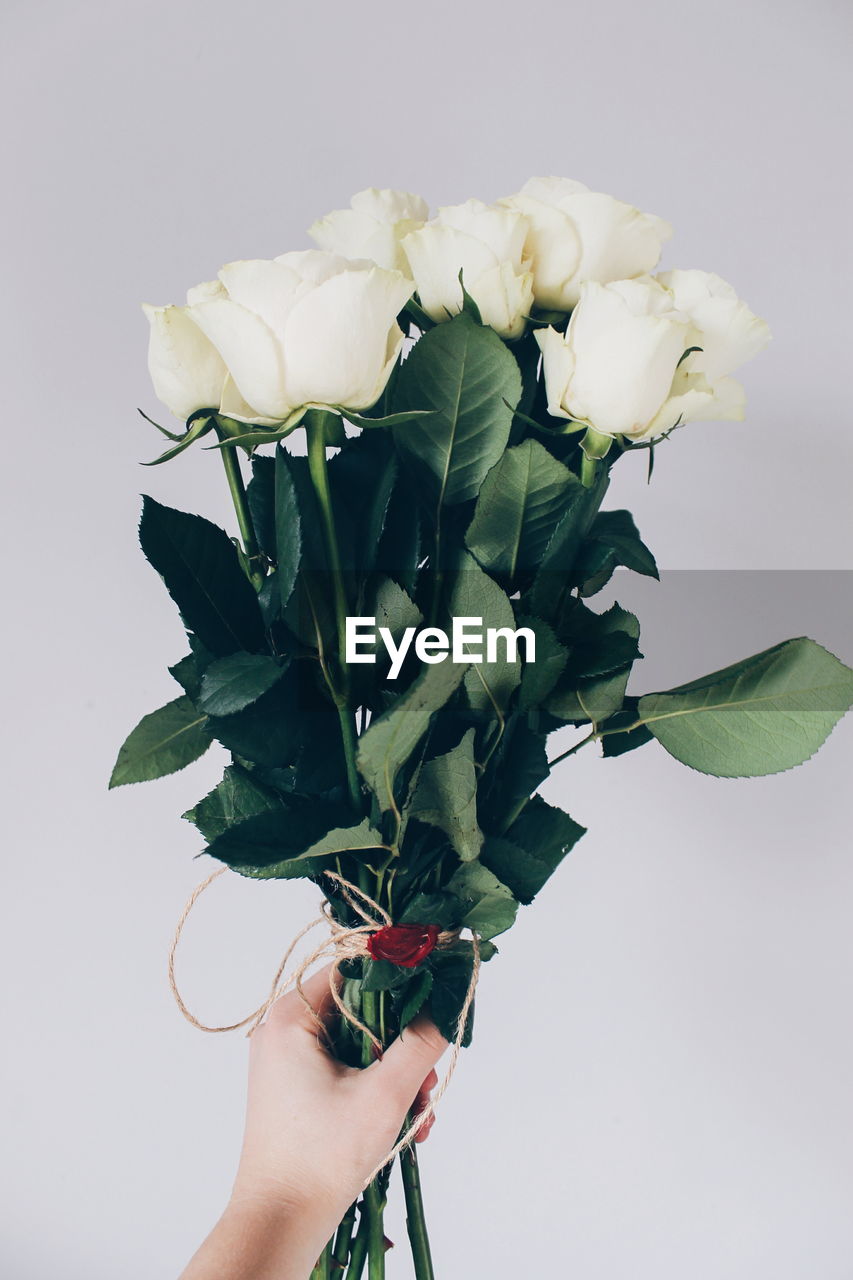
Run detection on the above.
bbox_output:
[168,865,480,1181]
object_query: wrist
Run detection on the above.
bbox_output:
[213,1192,328,1280]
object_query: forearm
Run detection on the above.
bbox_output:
[179,1198,327,1280]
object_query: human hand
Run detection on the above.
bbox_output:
[180,965,448,1280]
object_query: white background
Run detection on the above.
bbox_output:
[2,0,852,1275]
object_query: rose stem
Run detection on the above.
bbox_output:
[400,1136,435,1279]
[364,1178,386,1279]
[344,1201,369,1279]
[360,998,386,1278]
[354,897,387,1279]
[304,409,361,811]
[213,420,265,590]
[332,1202,358,1272]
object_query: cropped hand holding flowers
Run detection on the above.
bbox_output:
[119,176,851,1280]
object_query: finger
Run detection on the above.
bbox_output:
[412,1068,438,1118]
[371,1015,448,1110]
[266,963,342,1035]
[415,1113,435,1144]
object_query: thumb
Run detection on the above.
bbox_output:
[371,1016,449,1110]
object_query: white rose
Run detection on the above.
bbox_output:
[309,187,429,274]
[655,269,772,380]
[401,199,534,339]
[535,278,690,439]
[142,302,228,422]
[502,176,672,311]
[185,251,414,424]
[643,271,772,435]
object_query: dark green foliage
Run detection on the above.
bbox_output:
[109,695,210,787]
[274,447,302,611]
[122,302,852,1078]
[392,311,522,506]
[546,603,642,726]
[504,796,586,879]
[599,700,655,758]
[465,439,578,586]
[478,720,549,833]
[571,508,658,597]
[198,653,288,717]
[139,496,266,656]
[205,666,323,769]
[425,947,477,1046]
[183,764,282,841]
[204,798,361,876]
[396,970,434,1029]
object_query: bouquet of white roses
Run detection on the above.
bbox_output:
[112,178,853,1279]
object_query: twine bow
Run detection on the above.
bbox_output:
[168,866,481,1180]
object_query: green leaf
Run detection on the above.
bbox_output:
[408,728,483,862]
[398,970,434,1029]
[205,804,369,878]
[198,652,287,717]
[355,442,398,578]
[516,614,568,712]
[547,605,640,725]
[274,446,302,611]
[375,464,422,591]
[139,496,266,657]
[446,862,518,940]
[204,671,309,769]
[357,659,468,813]
[635,637,853,777]
[246,456,276,559]
[572,509,658,596]
[526,466,610,622]
[168,652,204,700]
[403,297,436,331]
[398,891,464,930]
[368,578,423,652]
[392,311,522,506]
[504,795,586,879]
[298,817,386,859]
[426,948,476,1045]
[465,440,578,581]
[458,269,484,324]
[362,958,411,993]
[568,629,642,680]
[109,695,210,788]
[480,833,567,905]
[280,456,338,650]
[183,764,282,840]
[588,509,658,577]
[600,703,654,758]
[449,551,522,714]
[480,721,549,831]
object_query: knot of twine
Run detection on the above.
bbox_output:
[168,867,480,1181]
